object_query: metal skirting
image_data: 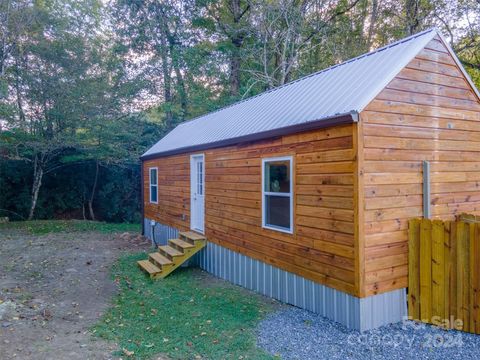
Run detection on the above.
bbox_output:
[143,218,179,246]
[143,218,407,331]
[196,241,361,329]
[359,286,407,331]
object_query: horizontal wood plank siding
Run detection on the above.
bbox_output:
[361,37,480,296]
[144,124,357,295]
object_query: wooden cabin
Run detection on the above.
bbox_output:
[140,28,480,331]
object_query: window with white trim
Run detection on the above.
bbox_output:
[262,156,293,233]
[149,167,158,204]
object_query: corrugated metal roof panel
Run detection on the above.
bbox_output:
[143,28,439,158]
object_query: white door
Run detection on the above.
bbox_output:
[190,154,205,233]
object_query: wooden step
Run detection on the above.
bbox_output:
[137,233,207,279]
[169,238,195,251]
[137,260,162,279]
[179,231,206,244]
[149,252,173,267]
[158,245,183,260]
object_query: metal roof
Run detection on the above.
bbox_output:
[143,28,475,159]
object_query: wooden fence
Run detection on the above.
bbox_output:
[408,215,480,333]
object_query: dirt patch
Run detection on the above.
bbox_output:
[0,229,151,359]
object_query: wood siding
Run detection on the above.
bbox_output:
[144,124,357,295]
[360,36,480,296]
[143,36,480,299]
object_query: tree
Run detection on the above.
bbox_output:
[0,0,133,219]
[111,0,193,130]
[244,0,363,90]
[2,0,480,224]
[211,0,251,97]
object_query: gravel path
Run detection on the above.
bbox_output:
[257,307,480,360]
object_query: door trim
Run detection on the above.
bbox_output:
[190,153,205,234]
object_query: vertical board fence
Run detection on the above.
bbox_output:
[408,216,480,333]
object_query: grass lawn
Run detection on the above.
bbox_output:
[93,253,276,359]
[0,219,140,235]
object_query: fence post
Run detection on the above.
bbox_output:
[420,218,432,321]
[408,219,421,320]
[432,220,445,319]
[473,224,480,333]
[457,221,470,331]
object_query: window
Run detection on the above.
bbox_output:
[149,167,158,204]
[262,156,293,233]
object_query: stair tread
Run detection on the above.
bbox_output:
[180,231,206,241]
[159,245,183,256]
[169,238,195,249]
[137,260,161,274]
[149,252,173,265]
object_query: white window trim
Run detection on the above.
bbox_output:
[261,156,293,234]
[149,167,158,204]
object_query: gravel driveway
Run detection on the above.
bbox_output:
[257,307,480,360]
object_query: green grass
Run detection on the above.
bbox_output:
[0,220,140,235]
[92,253,276,360]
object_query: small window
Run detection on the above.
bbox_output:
[262,156,293,233]
[149,167,158,204]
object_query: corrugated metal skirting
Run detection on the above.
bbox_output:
[196,241,361,328]
[143,218,407,331]
[143,219,179,246]
[196,242,406,331]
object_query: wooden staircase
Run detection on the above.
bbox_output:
[137,231,206,279]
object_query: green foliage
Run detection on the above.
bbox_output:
[456,34,480,90]
[0,113,163,222]
[0,220,140,235]
[0,159,32,220]
[93,253,275,359]
[2,0,480,224]
[0,158,144,222]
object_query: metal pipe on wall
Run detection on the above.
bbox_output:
[423,160,431,219]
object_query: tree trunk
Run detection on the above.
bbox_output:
[159,28,173,129]
[161,17,188,119]
[14,58,26,124]
[0,0,11,78]
[228,0,249,97]
[28,154,44,220]
[405,0,420,35]
[229,53,241,96]
[367,0,378,48]
[88,160,99,221]
[174,64,188,119]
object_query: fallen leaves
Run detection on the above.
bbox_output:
[122,348,134,357]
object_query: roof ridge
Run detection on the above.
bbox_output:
[177,27,438,127]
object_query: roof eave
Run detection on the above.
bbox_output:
[141,111,358,161]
